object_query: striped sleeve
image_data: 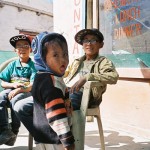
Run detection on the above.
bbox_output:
[42,79,74,147]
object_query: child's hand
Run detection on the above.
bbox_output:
[12,82,24,89]
[64,144,75,150]
[8,88,20,100]
[70,77,86,93]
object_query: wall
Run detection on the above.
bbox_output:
[0,0,53,51]
[101,77,150,139]
[53,0,86,63]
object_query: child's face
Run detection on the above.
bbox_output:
[82,34,104,57]
[46,43,69,76]
[15,40,31,59]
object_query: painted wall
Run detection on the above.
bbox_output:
[0,0,53,51]
[53,0,86,63]
[101,79,150,139]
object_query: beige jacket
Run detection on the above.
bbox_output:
[64,55,119,106]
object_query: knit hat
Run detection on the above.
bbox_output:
[75,28,104,45]
[10,34,32,48]
[31,31,67,76]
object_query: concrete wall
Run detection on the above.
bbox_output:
[0,0,53,51]
[53,0,86,63]
[101,69,150,139]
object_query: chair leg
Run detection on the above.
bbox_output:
[28,133,33,150]
[72,110,85,150]
[96,115,105,150]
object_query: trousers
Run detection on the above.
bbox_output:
[0,89,32,134]
[14,96,34,136]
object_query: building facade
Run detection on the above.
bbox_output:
[0,0,53,51]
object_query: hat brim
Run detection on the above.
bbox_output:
[75,29,104,45]
[10,34,31,48]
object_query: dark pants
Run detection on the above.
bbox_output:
[69,91,83,110]
[0,89,32,134]
[14,96,34,137]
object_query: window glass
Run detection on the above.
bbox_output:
[99,0,150,68]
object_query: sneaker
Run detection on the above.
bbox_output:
[5,134,17,146]
[0,130,16,145]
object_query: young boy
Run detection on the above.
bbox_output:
[0,34,36,146]
[64,28,119,110]
[31,32,75,150]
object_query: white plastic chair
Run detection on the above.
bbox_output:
[72,81,105,150]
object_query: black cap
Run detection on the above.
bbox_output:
[10,34,32,48]
[75,28,104,45]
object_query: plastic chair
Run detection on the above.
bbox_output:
[72,81,105,150]
[0,57,18,72]
[0,57,33,150]
[28,133,33,150]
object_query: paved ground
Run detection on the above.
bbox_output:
[0,119,150,150]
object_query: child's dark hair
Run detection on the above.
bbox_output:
[42,34,68,62]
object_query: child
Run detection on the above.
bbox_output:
[31,32,75,150]
[64,28,119,110]
[0,34,37,146]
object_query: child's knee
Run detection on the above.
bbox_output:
[13,101,23,113]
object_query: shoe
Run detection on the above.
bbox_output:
[5,134,17,146]
[0,130,16,145]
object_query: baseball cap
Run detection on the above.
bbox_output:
[9,34,32,48]
[75,28,104,45]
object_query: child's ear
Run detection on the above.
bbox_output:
[30,48,32,53]
[14,48,17,52]
[100,42,104,48]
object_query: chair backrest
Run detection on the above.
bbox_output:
[0,57,18,91]
[0,57,18,72]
